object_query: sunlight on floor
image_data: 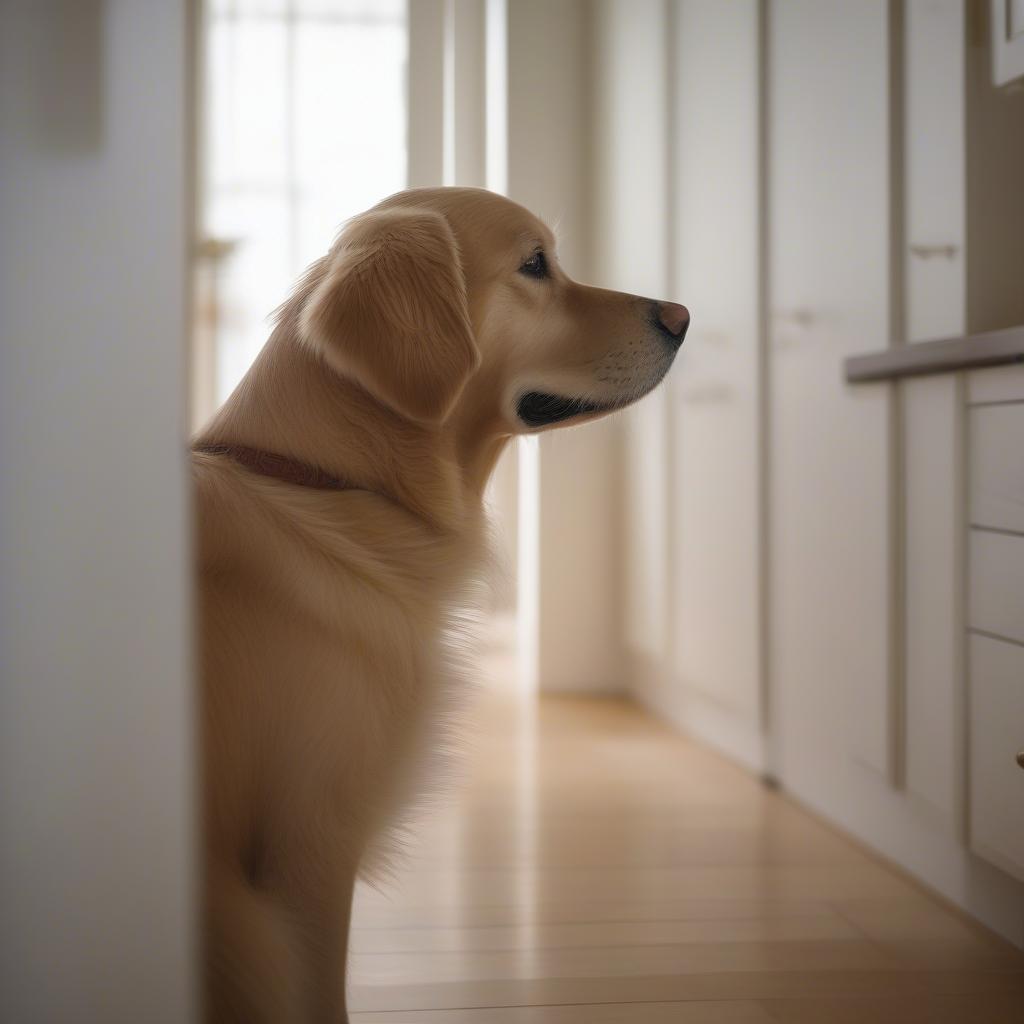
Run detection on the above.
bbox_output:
[348,631,1024,1022]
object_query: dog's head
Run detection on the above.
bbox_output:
[298,187,687,434]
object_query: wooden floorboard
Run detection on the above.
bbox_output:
[350,652,1024,1021]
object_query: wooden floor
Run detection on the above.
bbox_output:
[349,654,1024,1022]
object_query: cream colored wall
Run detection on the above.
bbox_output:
[0,1,196,1017]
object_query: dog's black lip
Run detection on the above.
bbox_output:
[517,391,618,428]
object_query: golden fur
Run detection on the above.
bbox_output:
[193,187,686,1021]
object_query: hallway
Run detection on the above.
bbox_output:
[347,661,1024,1022]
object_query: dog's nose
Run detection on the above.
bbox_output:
[655,302,690,345]
[658,302,690,336]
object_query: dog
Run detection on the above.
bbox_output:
[192,186,688,1021]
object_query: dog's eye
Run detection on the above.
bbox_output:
[519,250,549,279]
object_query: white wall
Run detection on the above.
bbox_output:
[0,2,197,1018]
[505,0,624,693]
[590,0,673,697]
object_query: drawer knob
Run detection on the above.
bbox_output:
[1018,751,1024,770]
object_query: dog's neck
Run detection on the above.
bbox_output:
[194,324,510,534]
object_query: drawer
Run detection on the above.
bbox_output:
[967,363,1024,405]
[969,634,1024,882]
[969,530,1024,645]
[970,404,1024,534]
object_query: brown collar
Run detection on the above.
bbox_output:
[193,442,352,491]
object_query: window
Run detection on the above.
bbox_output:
[199,0,408,409]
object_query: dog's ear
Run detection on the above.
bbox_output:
[298,207,480,424]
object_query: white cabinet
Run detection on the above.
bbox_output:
[668,0,763,769]
[767,0,892,785]
[765,4,1024,944]
[903,376,963,829]
[970,530,1024,645]
[604,0,1024,948]
[904,0,965,343]
[969,634,1024,881]
[970,402,1024,535]
[968,363,1024,405]
[965,381,1024,883]
[901,0,967,833]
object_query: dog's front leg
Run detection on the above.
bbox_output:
[205,858,308,1023]
[277,846,357,1024]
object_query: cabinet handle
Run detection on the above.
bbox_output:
[1017,751,1024,770]
[909,244,958,260]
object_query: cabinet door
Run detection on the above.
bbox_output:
[904,0,965,343]
[969,529,1024,646]
[903,375,962,830]
[768,0,892,787]
[901,0,968,833]
[970,402,1024,535]
[670,0,763,768]
[969,634,1024,881]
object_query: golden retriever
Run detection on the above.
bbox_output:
[192,186,688,1021]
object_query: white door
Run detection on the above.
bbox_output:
[767,0,894,800]
[669,0,764,770]
[901,0,966,834]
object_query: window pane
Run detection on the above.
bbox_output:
[293,8,407,269]
[201,0,408,406]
